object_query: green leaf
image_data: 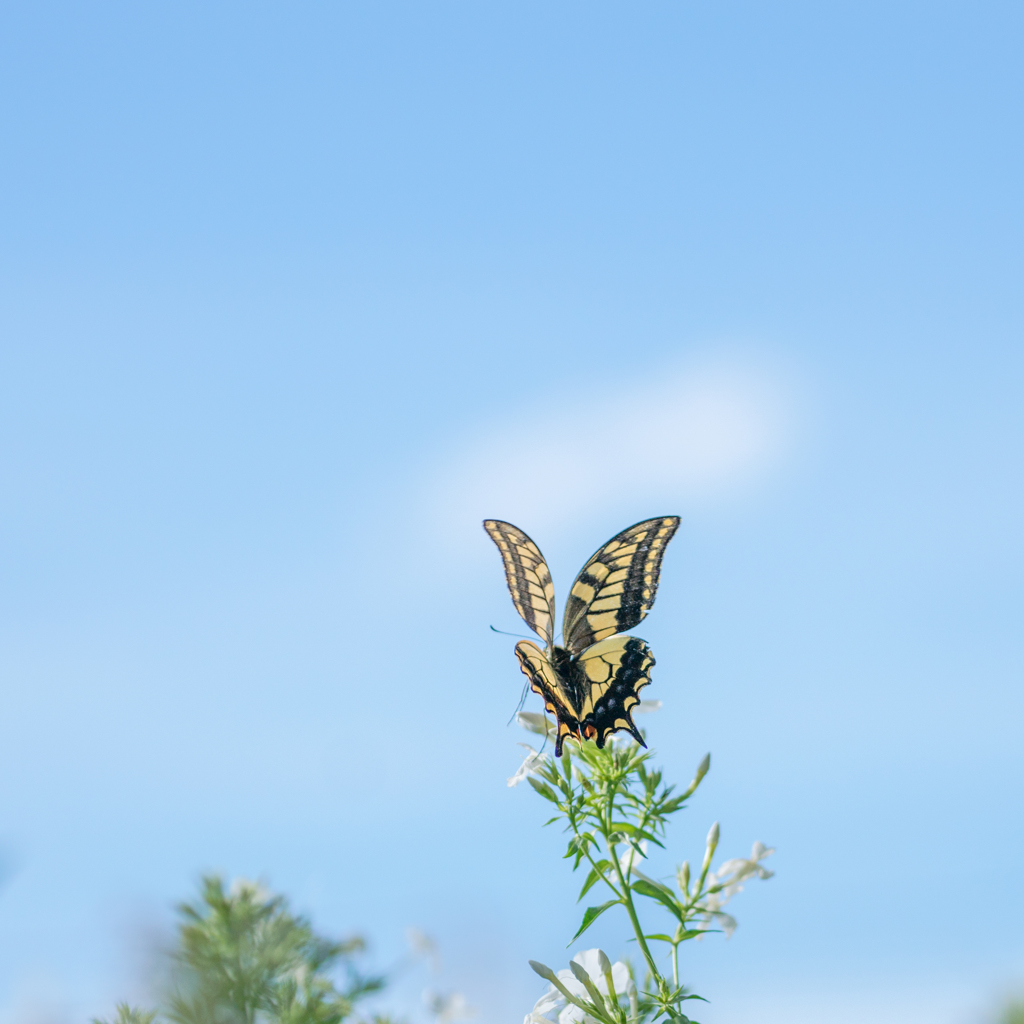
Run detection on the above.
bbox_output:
[632,879,684,921]
[643,934,677,943]
[569,899,621,942]
[676,929,711,941]
[565,832,594,858]
[577,860,612,901]
[528,777,560,804]
[633,829,666,848]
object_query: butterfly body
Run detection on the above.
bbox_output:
[485,516,679,756]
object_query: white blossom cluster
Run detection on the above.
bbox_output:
[524,950,635,1024]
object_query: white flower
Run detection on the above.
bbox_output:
[714,841,775,886]
[424,989,475,1022]
[693,840,774,938]
[526,985,564,1022]
[525,949,632,1024]
[406,926,441,972]
[508,744,548,787]
[567,949,631,998]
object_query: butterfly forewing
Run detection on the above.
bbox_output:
[483,520,557,646]
[562,516,680,655]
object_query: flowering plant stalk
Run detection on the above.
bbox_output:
[512,713,774,1024]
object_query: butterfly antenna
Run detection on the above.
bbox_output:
[506,678,531,726]
[536,717,552,757]
[490,625,534,640]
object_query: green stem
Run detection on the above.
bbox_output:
[608,847,659,983]
[582,845,625,902]
[600,772,661,986]
[565,798,625,903]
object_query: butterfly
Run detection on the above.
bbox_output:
[484,516,680,756]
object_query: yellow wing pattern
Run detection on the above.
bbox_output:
[486,516,677,756]
[513,641,578,756]
[483,520,557,646]
[562,516,680,655]
[515,636,654,757]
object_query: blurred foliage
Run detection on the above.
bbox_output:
[96,875,387,1024]
[1001,1001,1024,1024]
[95,1006,157,1024]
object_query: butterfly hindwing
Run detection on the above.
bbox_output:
[562,516,680,655]
[576,636,653,742]
[515,640,579,756]
[489,516,677,757]
[484,520,557,646]
[515,636,654,756]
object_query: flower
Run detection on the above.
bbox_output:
[692,840,775,938]
[714,840,776,887]
[406,926,441,972]
[424,989,475,1022]
[524,949,632,1024]
[508,744,548,787]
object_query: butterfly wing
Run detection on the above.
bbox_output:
[515,636,654,756]
[514,640,580,757]
[575,635,653,749]
[484,520,557,646]
[562,516,680,655]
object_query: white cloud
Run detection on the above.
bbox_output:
[425,353,793,541]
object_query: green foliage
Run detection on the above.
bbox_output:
[93,1004,158,1024]
[518,723,774,1024]
[1001,1001,1024,1024]
[102,875,385,1024]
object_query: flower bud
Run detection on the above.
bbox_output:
[568,961,590,984]
[627,978,638,1020]
[529,961,558,984]
[702,822,720,873]
[678,861,691,895]
[529,961,581,1007]
[569,959,606,1009]
[595,949,615,998]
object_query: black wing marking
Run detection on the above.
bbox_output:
[576,636,653,750]
[515,640,579,757]
[484,520,556,646]
[514,636,654,757]
[562,516,680,656]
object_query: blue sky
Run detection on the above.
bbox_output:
[1,2,1023,1022]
